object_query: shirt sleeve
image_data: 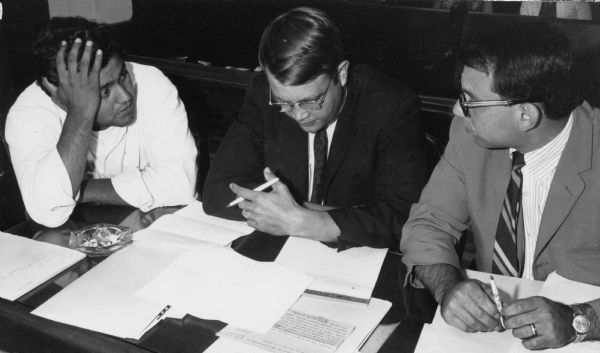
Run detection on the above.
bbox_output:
[400,117,471,287]
[111,66,198,211]
[5,101,77,227]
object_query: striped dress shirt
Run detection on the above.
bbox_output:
[514,114,573,279]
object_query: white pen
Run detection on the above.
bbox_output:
[142,304,171,333]
[490,275,505,329]
[227,178,280,207]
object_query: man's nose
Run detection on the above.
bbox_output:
[289,104,309,122]
[115,83,134,104]
[452,100,465,118]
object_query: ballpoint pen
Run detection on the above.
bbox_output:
[227,178,280,207]
[142,305,171,333]
[489,275,505,329]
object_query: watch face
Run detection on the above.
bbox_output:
[573,315,591,333]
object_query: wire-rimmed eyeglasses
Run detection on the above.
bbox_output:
[269,79,332,112]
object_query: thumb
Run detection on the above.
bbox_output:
[263,167,277,181]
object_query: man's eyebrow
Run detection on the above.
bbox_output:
[462,88,481,101]
[100,64,127,91]
[271,91,322,103]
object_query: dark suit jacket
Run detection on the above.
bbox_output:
[402,102,600,285]
[203,64,426,249]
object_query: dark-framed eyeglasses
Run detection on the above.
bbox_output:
[458,91,529,118]
[269,79,332,112]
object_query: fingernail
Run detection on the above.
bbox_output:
[96,49,102,56]
[85,40,92,47]
[229,183,234,189]
[60,40,66,46]
[74,38,82,43]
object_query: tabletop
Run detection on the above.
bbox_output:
[0,204,437,353]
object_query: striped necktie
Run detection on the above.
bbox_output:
[310,129,328,204]
[492,151,525,277]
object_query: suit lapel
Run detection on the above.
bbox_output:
[535,107,592,260]
[324,98,356,191]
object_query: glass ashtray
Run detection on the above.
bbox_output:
[69,223,132,257]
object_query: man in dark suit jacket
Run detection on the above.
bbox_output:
[401,23,600,349]
[202,7,426,250]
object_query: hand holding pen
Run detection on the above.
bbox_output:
[489,275,506,329]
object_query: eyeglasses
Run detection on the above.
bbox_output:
[269,79,332,112]
[458,91,528,118]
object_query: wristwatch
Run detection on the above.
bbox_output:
[570,304,591,343]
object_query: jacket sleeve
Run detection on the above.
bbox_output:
[202,75,266,220]
[400,116,471,286]
[327,93,427,250]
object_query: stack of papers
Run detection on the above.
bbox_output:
[207,295,392,353]
[137,248,314,333]
[275,237,387,303]
[414,270,600,353]
[0,232,85,301]
[134,200,253,249]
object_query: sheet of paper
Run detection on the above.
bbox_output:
[149,214,246,246]
[414,271,544,353]
[205,296,391,353]
[509,272,600,353]
[137,248,314,333]
[133,228,220,250]
[174,200,254,234]
[32,241,184,339]
[275,237,387,301]
[0,231,85,301]
[218,309,354,353]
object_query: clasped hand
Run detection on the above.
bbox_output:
[229,167,305,236]
[41,39,103,118]
[441,280,574,350]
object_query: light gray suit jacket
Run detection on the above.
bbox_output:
[401,102,600,286]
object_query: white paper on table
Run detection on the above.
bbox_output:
[509,272,600,353]
[174,200,253,234]
[0,232,86,301]
[275,237,387,302]
[133,228,221,250]
[205,295,391,353]
[218,309,355,353]
[414,270,544,353]
[32,241,185,339]
[136,248,314,333]
[149,214,246,246]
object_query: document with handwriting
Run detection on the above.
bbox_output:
[218,309,354,353]
[275,237,387,302]
[0,231,85,301]
[137,248,314,333]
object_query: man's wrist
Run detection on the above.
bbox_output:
[291,208,339,242]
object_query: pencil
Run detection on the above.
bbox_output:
[227,178,280,207]
[489,275,505,329]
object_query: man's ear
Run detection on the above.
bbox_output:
[40,77,58,98]
[518,103,541,132]
[337,60,349,87]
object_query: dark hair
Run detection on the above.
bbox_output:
[258,7,343,85]
[32,17,125,87]
[459,22,581,120]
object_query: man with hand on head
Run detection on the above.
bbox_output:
[6,17,197,227]
[202,7,426,250]
[400,23,600,349]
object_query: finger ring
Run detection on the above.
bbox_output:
[530,323,537,337]
[242,210,249,219]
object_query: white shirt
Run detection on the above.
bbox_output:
[6,62,198,227]
[515,114,573,279]
[307,120,337,201]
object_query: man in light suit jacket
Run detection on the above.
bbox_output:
[401,23,600,349]
[203,7,426,250]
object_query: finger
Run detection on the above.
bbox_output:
[512,323,537,340]
[237,200,256,213]
[505,311,537,330]
[521,335,546,351]
[503,297,538,317]
[90,48,103,80]
[67,38,82,75]
[79,40,93,77]
[263,167,276,181]
[229,183,260,202]
[41,77,58,98]
[55,41,68,81]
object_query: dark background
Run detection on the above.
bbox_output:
[1,0,600,229]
